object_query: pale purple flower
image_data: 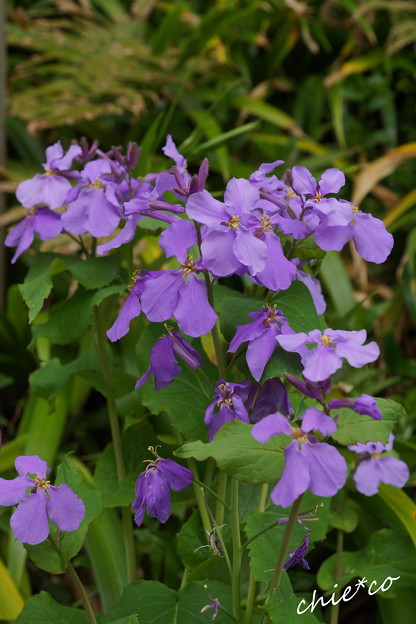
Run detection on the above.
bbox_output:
[249,160,285,193]
[5,206,62,263]
[329,394,382,420]
[252,411,347,507]
[135,329,203,390]
[106,271,153,342]
[0,455,85,545]
[228,306,299,381]
[132,450,193,526]
[204,380,251,441]
[16,141,81,210]
[276,328,380,383]
[348,434,409,496]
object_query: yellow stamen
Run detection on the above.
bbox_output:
[321,335,333,346]
[45,168,53,176]
[229,215,240,229]
[286,190,296,200]
[181,255,197,274]
[258,214,272,231]
[88,179,104,190]
[35,477,51,490]
[128,269,141,291]
[313,192,322,202]
[371,452,381,459]
[290,427,308,444]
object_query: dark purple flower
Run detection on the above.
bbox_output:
[204,380,251,441]
[162,135,209,198]
[0,455,85,545]
[5,206,62,263]
[348,434,409,496]
[329,394,382,420]
[283,529,311,571]
[132,449,193,526]
[228,306,299,381]
[247,378,292,422]
[276,328,380,383]
[16,141,81,210]
[135,329,203,390]
[252,411,347,507]
[285,374,332,399]
[106,271,153,341]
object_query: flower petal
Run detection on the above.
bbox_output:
[15,455,50,479]
[301,408,337,436]
[144,470,171,523]
[160,221,198,263]
[271,443,310,507]
[0,476,33,506]
[303,443,347,497]
[10,492,50,545]
[141,271,182,323]
[252,412,291,443]
[175,274,217,337]
[156,459,194,492]
[47,484,85,531]
[186,190,227,227]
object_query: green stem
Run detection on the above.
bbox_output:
[245,484,268,624]
[270,494,304,592]
[231,478,242,622]
[193,477,231,511]
[93,306,136,584]
[48,537,97,624]
[215,470,228,526]
[188,458,212,535]
[330,529,344,624]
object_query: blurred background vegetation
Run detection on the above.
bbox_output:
[1,2,416,619]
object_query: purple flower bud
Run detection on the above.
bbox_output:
[329,393,382,420]
[285,374,332,399]
[283,529,311,571]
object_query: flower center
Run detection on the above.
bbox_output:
[313,192,322,202]
[88,179,104,190]
[217,383,234,406]
[181,256,197,274]
[45,168,53,176]
[128,269,141,291]
[321,335,333,346]
[228,215,240,229]
[263,305,282,326]
[258,214,272,231]
[286,190,296,200]
[290,427,308,444]
[35,477,51,490]
[371,452,381,459]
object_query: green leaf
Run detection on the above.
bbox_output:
[329,505,358,533]
[377,484,416,546]
[331,398,403,445]
[13,591,88,624]
[94,423,155,507]
[265,571,323,623]
[245,492,332,583]
[31,285,124,345]
[317,529,416,597]
[109,580,232,624]
[19,253,120,322]
[25,456,103,573]
[176,510,208,569]
[175,420,286,483]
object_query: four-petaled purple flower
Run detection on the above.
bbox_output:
[283,528,311,571]
[0,455,85,545]
[348,434,409,496]
[132,448,193,526]
[5,205,62,264]
[276,328,380,383]
[135,327,203,390]
[252,410,347,507]
[204,380,251,441]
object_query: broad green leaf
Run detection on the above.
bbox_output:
[19,253,120,322]
[176,510,208,569]
[317,529,416,597]
[320,251,355,318]
[265,571,323,623]
[175,420,286,483]
[25,457,103,573]
[109,580,232,624]
[0,557,24,621]
[232,96,306,138]
[331,398,403,445]
[329,505,358,533]
[94,422,154,507]
[13,591,88,624]
[377,484,416,546]
[245,493,332,583]
[31,285,124,345]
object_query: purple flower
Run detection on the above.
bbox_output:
[285,374,332,399]
[16,141,81,210]
[132,449,193,526]
[348,434,409,496]
[5,206,62,264]
[252,411,347,507]
[0,455,85,545]
[247,378,293,422]
[61,159,120,238]
[204,380,251,441]
[140,222,217,337]
[313,202,394,264]
[228,306,298,381]
[135,328,203,390]
[329,394,382,420]
[276,328,380,383]
[283,529,311,571]
[106,271,152,342]
[249,160,285,193]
